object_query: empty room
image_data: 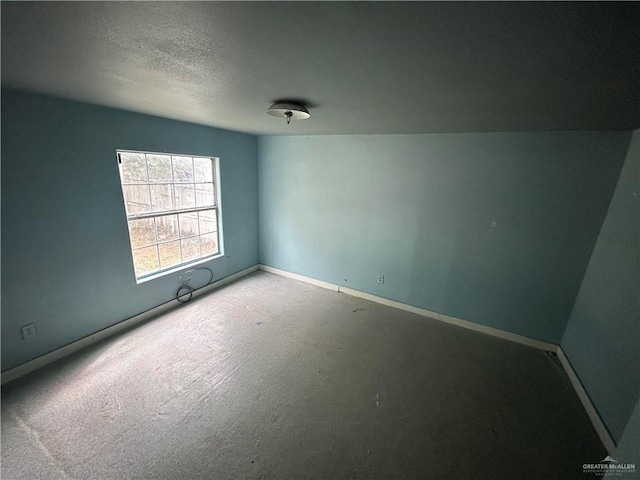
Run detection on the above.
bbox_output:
[1,2,638,479]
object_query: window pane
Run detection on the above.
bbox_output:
[181,237,200,262]
[123,185,152,214]
[132,245,159,276]
[120,152,148,184]
[158,241,181,269]
[148,155,172,183]
[200,233,219,257]
[194,157,213,183]
[178,213,199,238]
[174,184,195,209]
[172,156,194,183]
[128,218,156,248]
[150,184,174,211]
[195,183,215,207]
[155,215,179,242]
[198,210,217,234]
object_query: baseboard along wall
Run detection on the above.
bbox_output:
[1,262,615,453]
[1,264,260,385]
[555,347,616,453]
[258,264,616,453]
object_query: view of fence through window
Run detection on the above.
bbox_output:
[117,151,220,278]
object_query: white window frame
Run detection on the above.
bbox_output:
[116,149,223,282]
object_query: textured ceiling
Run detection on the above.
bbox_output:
[2,2,639,135]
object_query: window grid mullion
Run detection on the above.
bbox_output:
[170,155,176,211]
[131,233,201,252]
[120,181,213,187]
[145,153,152,222]
[153,217,160,269]
[195,208,202,260]
[127,205,215,221]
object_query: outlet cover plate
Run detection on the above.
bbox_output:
[21,323,37,339]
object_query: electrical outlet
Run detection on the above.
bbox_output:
[21,323,37,339]
[377,275,385,285]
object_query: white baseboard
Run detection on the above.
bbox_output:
[259,264,556,352]
[556,347,615,453]
[1,264,259,385]
[337,285,557,352]
[258,264,615,454]
[3,262,616,455]
[259,264,339,291]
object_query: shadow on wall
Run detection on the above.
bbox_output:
[560,129,639,444]
[437,133,624,341]
[258,132,630,344]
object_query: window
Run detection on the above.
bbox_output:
[117,150,221,280]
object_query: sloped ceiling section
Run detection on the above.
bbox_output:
[2,2,639,135]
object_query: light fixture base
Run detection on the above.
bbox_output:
[267,103,310,123]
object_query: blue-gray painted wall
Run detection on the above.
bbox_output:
[561,130,639,443]
[605,399,640,478]
[258,133,631,344]
[1,89,259,371]
[3,88,637,448]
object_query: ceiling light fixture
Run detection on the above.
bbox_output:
[267,102,310,124]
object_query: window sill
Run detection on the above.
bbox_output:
[135,253,225,284]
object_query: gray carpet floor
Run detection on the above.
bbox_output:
[2,271,605,479]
